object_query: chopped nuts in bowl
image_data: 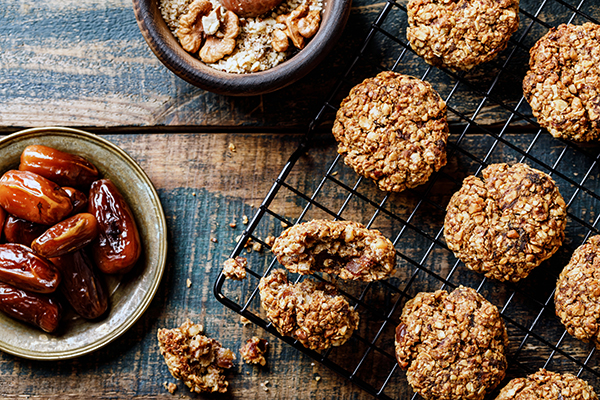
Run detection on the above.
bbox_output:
[132,0,352,95]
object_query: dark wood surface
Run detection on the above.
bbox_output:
[1,0,600,398]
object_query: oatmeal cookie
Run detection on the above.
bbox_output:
[407,0,519,70]
[495,368,598,400]
[272,219,396,282]
[157,319,235,393]
[258,269,360,351]
[395,286,508,400]
[222,256,247,280]
[444,163,567,282]
[332,71,448,193]
[523,23,600,141]
[555,235,600,348]
[240,336,269,366]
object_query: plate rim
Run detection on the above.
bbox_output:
[0,126,167,360]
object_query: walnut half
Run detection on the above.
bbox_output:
[274,4,321,50]
[177,0,213,53]
[199,10,240,63]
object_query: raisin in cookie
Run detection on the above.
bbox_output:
[495,369,598,400]
[272,219,396,282]
[332,71,448,193]
[407,0,519,70]
[523,23,600,141]
[157,319,235,393]
[555,235,600,348]
[259,269,359,351]
[395,286,508,400]
[444,163,567,282]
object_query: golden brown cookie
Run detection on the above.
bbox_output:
[332,71,448,193]
[523,23,600,141]
[258,269,359,350]
[407,0,520,70]
[395,286,508,400]
[271,219,396,282]
[444,163,567,282]
[495,369,598,400]
[555,235,600,348]
[157,319,235,393]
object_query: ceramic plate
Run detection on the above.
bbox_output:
[0,127,167,360]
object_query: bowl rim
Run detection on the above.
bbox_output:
[0,127,167,360]
[132,0,352,96]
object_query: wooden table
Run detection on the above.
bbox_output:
[1,0,600,399]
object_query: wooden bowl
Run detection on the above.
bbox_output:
[132,0,352,96]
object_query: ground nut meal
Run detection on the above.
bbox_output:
[159,0,323,73]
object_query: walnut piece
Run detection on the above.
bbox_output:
[157,319,235,393]
[240,336,268,366]
[200,10,240,63]
[272,29,289,52]
[259,269,360,351]
[277,4,321,50]
[176,0,213,53]
[222,256,247,280]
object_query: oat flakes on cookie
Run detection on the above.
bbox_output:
[259,269,359,350]
[444,163,567,282]
[271,219,396,282]
[523,23,600,141]
[407,0,519,70]
[495,368,598,400]
[332,71,448,193]
[395,286,508,400]
[157,319,235,393]
[555,235,600,348]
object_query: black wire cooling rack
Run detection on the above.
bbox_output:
[214,0,600,398]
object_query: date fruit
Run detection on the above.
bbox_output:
[0,243,61,293]
[63,187,88,215]
[89,179,141,274]
[0,170,73,225]
[0,282,61,332]
[32,213,99,258]
[51,250,108,320]
[3,215,47,246]
[19,145,99,187]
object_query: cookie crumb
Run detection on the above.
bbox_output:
[280,221,289,228]
[242,215,249,225]
[229,222,237,228]
[186,279,192,288]
[211,237,218,243]
[264,235,276,247]
[252,242,262,252]
[240,316,251,326]
[315,375,321,382]
[331,171,338,176]
[223,257,247,280]
[163,382,177,394]
[228,143,237,152]
[240,337,268,366]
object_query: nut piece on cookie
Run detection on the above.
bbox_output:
[395,286,508,400]
[555,235,600,348]
[332,71,448,193]
[494,368,598,400]
[523,23,600,141]
[157,319,235,393]
[407,0,519,70]
[223,256,247,280]
[259,269,359,351]
[240,336,269,366]
[272,219,396,282]
[444,163,567,282]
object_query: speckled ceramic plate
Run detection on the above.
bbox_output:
[0,127,167,360]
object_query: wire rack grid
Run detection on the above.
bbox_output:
[215,0,600,398]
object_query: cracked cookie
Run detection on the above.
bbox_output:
[407,0,519,70]
[157,319,235,393]
[272,219,396,282]
[555,235,600,348]
[523,23,600,141]
[240,336,269,366]
[444,163,567,282]
[395,286,508,400]
[495,368,598,400]
[258,269,359,350]
[332,71,448,193]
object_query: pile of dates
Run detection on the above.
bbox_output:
[0,145,141,333]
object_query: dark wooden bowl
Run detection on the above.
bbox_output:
[132,0,352,96]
